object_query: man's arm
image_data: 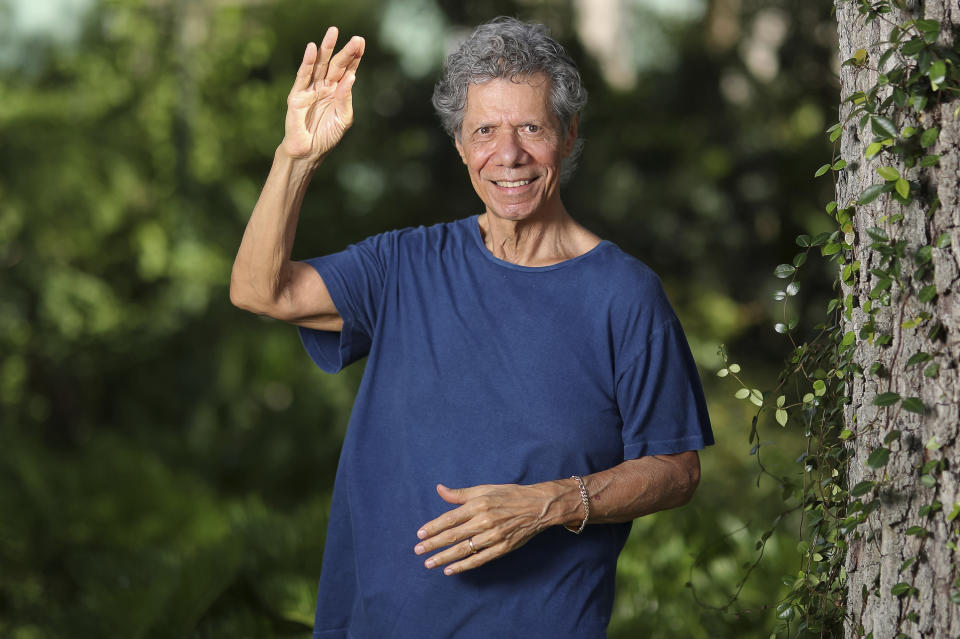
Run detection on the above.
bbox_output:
[229,27,364,331]
[414,451,700,575]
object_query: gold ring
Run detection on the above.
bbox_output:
[468,537,477,554]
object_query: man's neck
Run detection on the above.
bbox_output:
[477,205,599,267]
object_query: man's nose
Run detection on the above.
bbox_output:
[493,131,526,166]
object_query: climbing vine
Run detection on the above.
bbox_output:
[710,1,960,636]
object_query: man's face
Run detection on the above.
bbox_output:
[455,74,576,223]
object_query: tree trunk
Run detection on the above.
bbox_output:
[837,1,960,637]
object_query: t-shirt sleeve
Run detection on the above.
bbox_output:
[297,232,395,373]
[616,318,714,458]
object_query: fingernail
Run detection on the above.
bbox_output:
[425,559,435,569]
[414,544,424,555]
[417,529,426,539]
[444,567,455,576]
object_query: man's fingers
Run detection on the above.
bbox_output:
[414,518,481,556]
[324,36,365,86]
[292,42,318,92]
[423,534,499,572]
[334,72,356,121]
[313,26,338,88]
[417,501,473,540]
[343,38,364,76]
[442,540,506,575]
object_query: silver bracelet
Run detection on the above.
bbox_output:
[564,475,590,534]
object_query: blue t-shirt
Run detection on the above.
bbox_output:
[298,215,713,639]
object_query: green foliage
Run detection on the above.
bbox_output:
[0,0,838,637]
[718,1,960,636]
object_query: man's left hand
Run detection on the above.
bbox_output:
[414,482,573,575]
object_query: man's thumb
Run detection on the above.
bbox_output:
[436,483,467,503]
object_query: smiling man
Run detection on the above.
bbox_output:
[230,16,713,639]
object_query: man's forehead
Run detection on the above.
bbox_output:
[462,75,553,120]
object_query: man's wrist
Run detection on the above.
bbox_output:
[275,143,325,175]
[541,478,589,529]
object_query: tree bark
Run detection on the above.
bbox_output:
[837,1,960,637]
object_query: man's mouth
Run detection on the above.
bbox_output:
[493,178,535,187]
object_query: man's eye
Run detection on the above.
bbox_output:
[477,126,491,135]
[524,124,541,133]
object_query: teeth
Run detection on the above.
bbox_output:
[496,179,531,187]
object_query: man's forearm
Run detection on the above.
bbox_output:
[542,452,701,529]
[230,148,319,310]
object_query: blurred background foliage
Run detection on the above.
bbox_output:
[0,0,837,636]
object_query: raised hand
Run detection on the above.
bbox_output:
[282,27,365,162]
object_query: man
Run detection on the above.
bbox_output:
[231,17,713,638]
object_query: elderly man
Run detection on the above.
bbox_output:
[231,16,713,639]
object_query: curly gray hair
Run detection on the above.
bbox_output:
[432,17,588,181]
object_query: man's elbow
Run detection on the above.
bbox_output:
[229,277,271,316]
[673,452,701,507]
[680,462,700,505]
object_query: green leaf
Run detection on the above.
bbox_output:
[865,141,884,158]
[915,245,932,264]
[796,234,812,247]
[871,116,898,139]
[915,19,940,35]
[734,388,750,400]
[906,351,931,366]
[775,409,788,426]
[813,379,827,397]
[894,87,908,107]
[901,397,925,414]
[876,166,900,181]
[947,503,960,522]
[935,233,951,248]
[858,183,887,204]
[832,159,847,170]
[921,460,940,474]
[920,127,939,148]
[924,363,940,378]
[930,60,947,86]
[870,278,892,298]
[918,285,938,303]
[905,526,928,537]
[822,242,842,256]
[895,178,910,199]
[775,264,796,278]
[815,163,831,177]
[920,474,936,488]
[891,582,913,596]
[717,368,729,377]
[867,447,891,468]
[851,480,874,497]
[920,154,941,167]
[839,428,853,440]
[873,391,900,406]
[901,37,926,57]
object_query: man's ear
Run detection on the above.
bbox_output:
[454,136,467,164]
[563,115,579,157]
